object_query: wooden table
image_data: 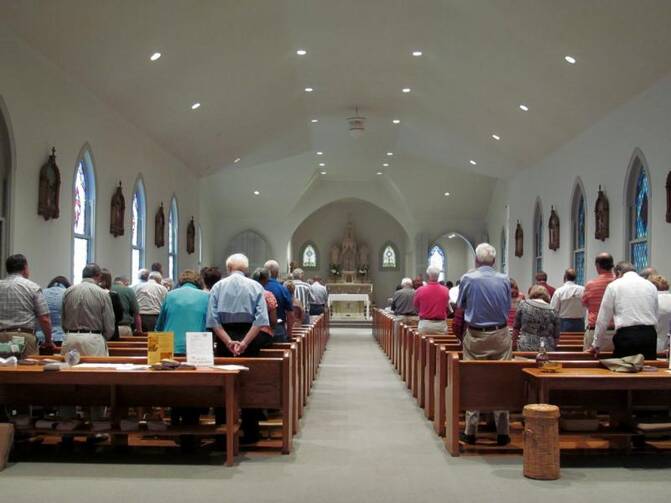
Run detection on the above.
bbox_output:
[0,366,241,466]
[523,367,671,404]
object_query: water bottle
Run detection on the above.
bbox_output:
[536,339,548,369]
[64,349,80,367]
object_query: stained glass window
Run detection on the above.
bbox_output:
[382,244,397,269]
[534,203,543,277]
[131,179,146,279]
[629,167,650,272]
[168,197,178,281]
[302,244,317,268]
[428,245,445,282]
[72,152,95,283]
[500,229,507,274]
[572,189,586,285]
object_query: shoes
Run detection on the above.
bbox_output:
[496,434,511,446]
[459,433,476,445]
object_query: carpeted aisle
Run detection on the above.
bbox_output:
[1,328,670,502]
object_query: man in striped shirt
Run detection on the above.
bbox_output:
[582,253,615,351]
[291,268,314,325]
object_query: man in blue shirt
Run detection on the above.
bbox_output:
[208,253,271,444]
[457,243,512,446]
[264,259,294,342]
[155,269,209,355]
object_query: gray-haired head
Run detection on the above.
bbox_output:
[639,266,657,280]
[149,271,163,283]
[226,253,249,273]
[264,259,280,278]
[252,267,270,284]
[614,261,636,278]
[82,263,101,280]
[475,243,496,266]
[426,266,441,281]
[138,268,149,282]
[291,268,304,280]
[401,277,413,288]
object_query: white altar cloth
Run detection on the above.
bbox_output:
[327,293,371,319]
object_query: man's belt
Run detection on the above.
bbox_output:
[0,327,34,334]
[469,323,507,331]
[420,318,445,322]
[67,329,102,334]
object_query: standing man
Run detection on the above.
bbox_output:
[592,262,658,359]
[391,277,417,317]
[291,268,314,324]
[457,243,512,446]
[582,253,616,351]
[263,260,294,342]
[550,268,586,333]
[61,263,115,356]
[0,254,54,356]
[135,271,168,332]
[533,271,556,297]
[207,253,270,443]
[413,266,450,334]
[111,276,142,337]
[309,276,328,316]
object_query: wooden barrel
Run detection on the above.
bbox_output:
[523,403,560,480]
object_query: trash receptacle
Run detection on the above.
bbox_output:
[523,403,560,480]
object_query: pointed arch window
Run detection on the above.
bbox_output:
[131,178,146,279]
[533,202,543,278]
[300,242,318,269]
[627,157,650,271]
[168,197,178,281]
[571,185,586,285]
[72,149,96,283]
[500,228,507,274]
[428,245,445,282]
[382,244,397,269]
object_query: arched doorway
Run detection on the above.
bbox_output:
[429,232,476,283]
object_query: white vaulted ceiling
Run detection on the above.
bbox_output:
[4,0,671,224]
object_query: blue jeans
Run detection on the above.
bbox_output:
[273,323,288,342]
[560,318,584,333]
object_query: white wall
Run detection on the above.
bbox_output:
[487,72,671,292]
[290,199,408,307]
[0,31,202,286]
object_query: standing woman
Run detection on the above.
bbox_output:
[37,276,71,347]
[513,285,560,351]
[99,268,124,340]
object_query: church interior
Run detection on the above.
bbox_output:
[2,1,671,502]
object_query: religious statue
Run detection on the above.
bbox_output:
[514,221,524,257]
[38,147,61,221]
[340,221,357,272]
[595,185,609,241]
[110,182,125,237]
[186,217,195,254]
[666,171,671,223]
[358,243,369,268]
[548,206,560,251]
[329,244,340,267]
[155,202,165,248]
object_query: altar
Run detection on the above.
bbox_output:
[328,293,371,320]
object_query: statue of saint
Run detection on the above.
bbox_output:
[358,243,369,268]
[330,244,340,266]
[340,221,357,271]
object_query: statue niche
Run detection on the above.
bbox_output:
[328,220,370,283]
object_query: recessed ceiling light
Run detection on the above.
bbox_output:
[412,50,423,57]
[444,192,451,197]
[492,134,501,141]
[386,152,394,156]
[402,88,411,93]
[519,104,529,111]
[319,162,325,167]
[448,233,456,239]
[233,157,241,163]
[376,171,383,175]
[564,55,576,64]
[469,160,477,165]
[253,190,260,196]
[296,49,307,56]
[320,171,327,175]
[316,151,323,156]
[150,52,161,61]
[392,119,400,124]
[304,87,314,93]
[383,163,389,167]
[191,102,201,110]
[311,119,319,123]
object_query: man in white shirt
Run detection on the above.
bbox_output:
[448,280,460,308]
[592,262,658,359]
[550,268,586,333]
[135,271,168,332]
[309,276,328,316]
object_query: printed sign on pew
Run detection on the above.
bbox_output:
[186,332,215,367]
[147,332,174,364]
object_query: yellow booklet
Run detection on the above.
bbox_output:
[147,332,174,364]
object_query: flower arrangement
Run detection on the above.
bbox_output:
[329,263,341,277]
[357,264,369,277]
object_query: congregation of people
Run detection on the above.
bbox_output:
[387,243,671,446]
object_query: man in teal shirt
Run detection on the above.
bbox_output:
[155,269,209,355]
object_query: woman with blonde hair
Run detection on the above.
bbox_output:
[513,285,560,351]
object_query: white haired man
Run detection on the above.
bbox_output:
[135,270,168,332]
[291,268,314,324]
[457,243,512,446]
[413,267,450,334]
[391,277,417,317]
[207,253,271,443]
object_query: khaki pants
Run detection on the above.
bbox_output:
[584,328,615,352]
[417,319,447,334]
[463,327,512,436]
[118,325,132,338]
[0,331,38,357]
